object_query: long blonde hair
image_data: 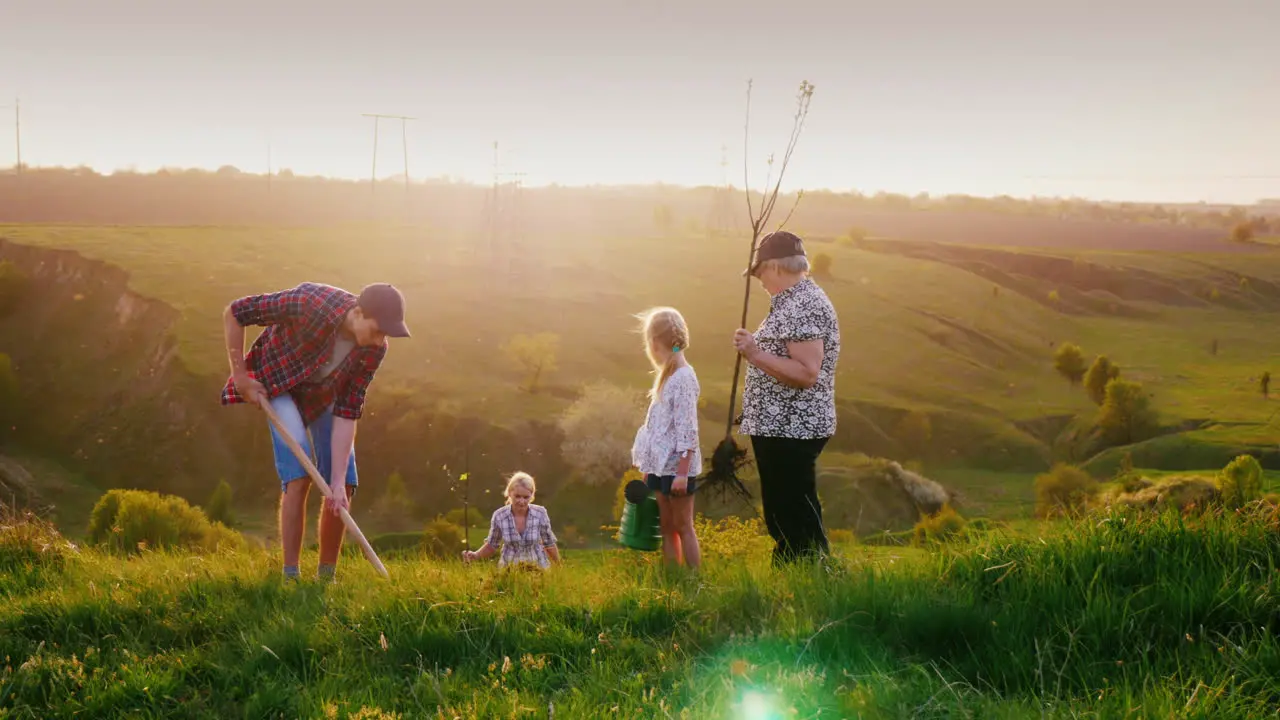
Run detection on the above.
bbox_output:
[504,471,536,506]
[636,306,690,401]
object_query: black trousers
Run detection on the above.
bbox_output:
[750,435,830,566]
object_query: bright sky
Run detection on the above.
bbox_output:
[3,0,1278,203]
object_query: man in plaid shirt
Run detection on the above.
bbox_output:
[221,281,410,581]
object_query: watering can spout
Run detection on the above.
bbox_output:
[616,479,662,551]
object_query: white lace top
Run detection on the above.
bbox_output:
[631,364,703,478]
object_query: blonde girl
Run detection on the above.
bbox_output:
[630,307,702,569]
[462,472,561,569]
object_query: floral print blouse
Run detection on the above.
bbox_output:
[739,278,841,439]
[631,365,703,478]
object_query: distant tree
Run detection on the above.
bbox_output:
[1230,222,1254,243]
[1210,338,1219,356]
[1053,343,1087,385]
[1033,463,1097,518]
[1084,355,1121,405]
[992,285,1000,299]
[1048,289,1061,307]
[371,470,416,532]
[558,381,647,485]
[1261,371,1271,398]
[204,479,234,527]
[812,252,833,278]
[503,333,560,393]
[1096,379,1157,446]
[0,353,17,441]
[846,226,868,243]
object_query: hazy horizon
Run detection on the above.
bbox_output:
[3,0,1278,204]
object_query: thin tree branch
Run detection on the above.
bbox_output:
[758,80,815,228]
[743,79,755,227]
[776,189,805,231]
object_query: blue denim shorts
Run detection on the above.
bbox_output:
[646,474,698,496]
[267,393,358,495]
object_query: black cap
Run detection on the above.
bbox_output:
[357,283,411,338]
[744,230,807,277]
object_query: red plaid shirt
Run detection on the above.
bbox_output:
[219,282,387,426]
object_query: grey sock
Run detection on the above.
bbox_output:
[283,565,300,580]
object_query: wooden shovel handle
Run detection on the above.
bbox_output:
[257,394,389,579]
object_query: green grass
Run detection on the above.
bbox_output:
[3,503,1279,717]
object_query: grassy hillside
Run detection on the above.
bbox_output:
[4,223,1280,470]
[3,503,1279,718]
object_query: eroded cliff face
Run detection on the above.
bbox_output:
[0,238,251,500]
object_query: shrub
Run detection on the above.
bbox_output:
[912,503,967,546]
[827,528,855,545]
[1034,463,1097,518]
[1230,222,1254,243]
[693,513,771,561]
[1,506,76,580]
[444,506,486,528]
[1053,343,1086,385]
[422,516,465,559]
[559,381,647,485]
[812,252,833,278]
[1218,454,1263,510]
[86,489,243,554]
[204,479,234,527]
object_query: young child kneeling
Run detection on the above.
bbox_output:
[462,472,561,569]
[630,307,702,569]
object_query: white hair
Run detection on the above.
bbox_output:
[761,255,810,276]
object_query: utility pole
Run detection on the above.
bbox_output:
[361,113,415,194]
[0,98,20,176]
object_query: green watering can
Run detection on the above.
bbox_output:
[616,479,662,551]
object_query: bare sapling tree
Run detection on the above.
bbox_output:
[705,78,816,504]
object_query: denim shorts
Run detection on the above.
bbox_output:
[267,393,358,495]
[646,474,698,496]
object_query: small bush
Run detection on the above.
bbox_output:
[1218,454,1263,510]
[444,506,486,528]
[1053,343,1086,385]
[86,489,243,555]
[812,252,833,278]
[1034,463,1097,518]
[912,504,967,546]
[1,507,76,582]
[204,479,234,527]
[827,528,855,545]
[423,516,465,559]
[693,514,771,561]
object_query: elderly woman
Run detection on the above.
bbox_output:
[732,230,841,566]
[462,472,561,569]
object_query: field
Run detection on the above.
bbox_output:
[4,502,1280,718]
[4,218,1280,526]
[3,192,1280,717]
